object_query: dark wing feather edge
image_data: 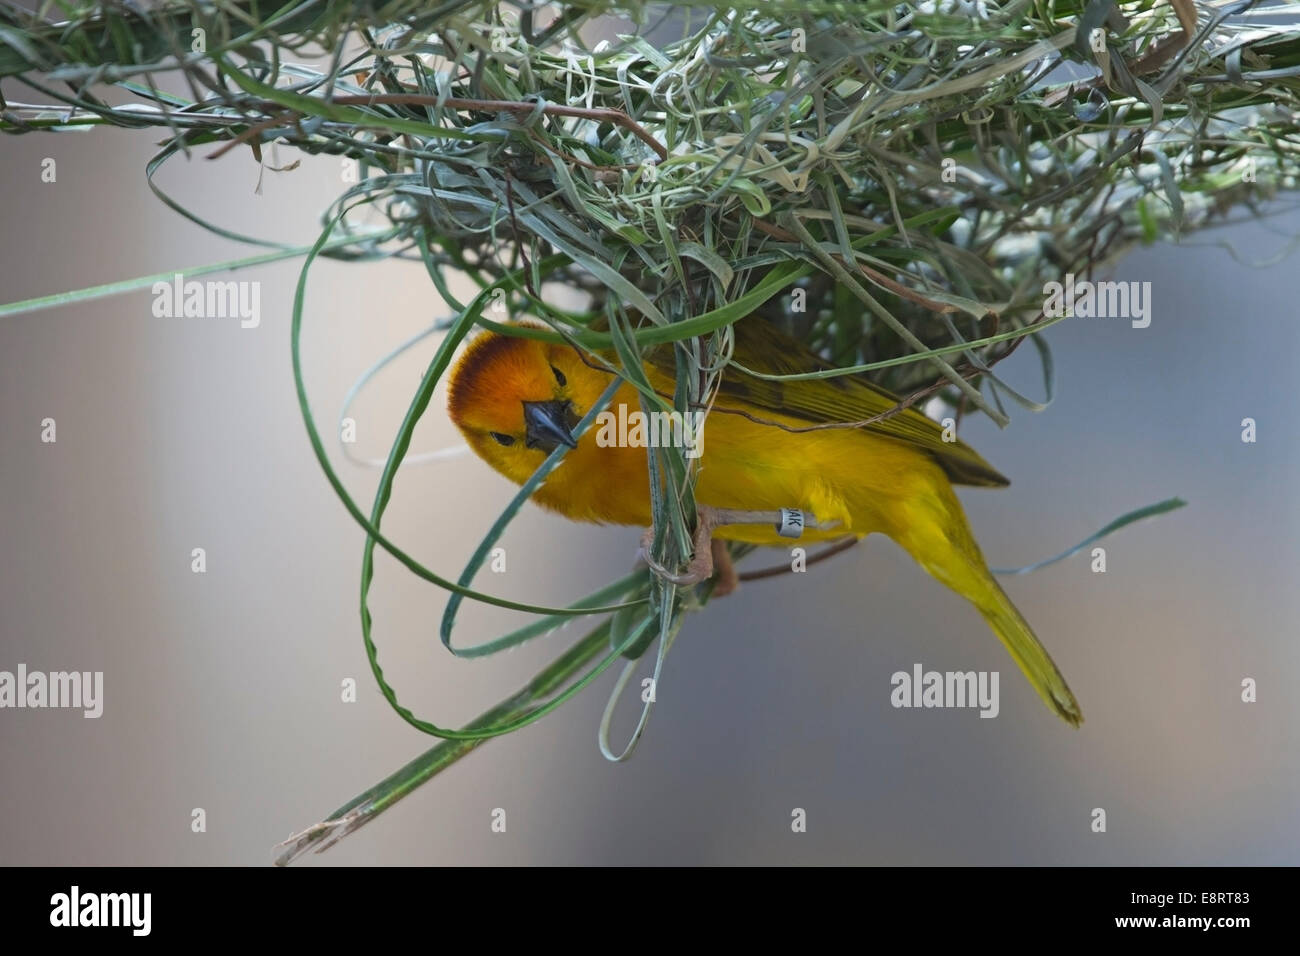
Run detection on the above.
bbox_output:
[708,319,1010,488]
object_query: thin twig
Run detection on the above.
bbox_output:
[329,94,669,161]
[737,536,860,581]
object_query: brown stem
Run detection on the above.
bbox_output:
[329,94,669,161]
[737,537,860,582]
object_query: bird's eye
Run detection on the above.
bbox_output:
[550,365,567,387]
[489,432,516,447]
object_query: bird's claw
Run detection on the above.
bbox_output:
[638,511,718,588]
[638,506,732,593]
[638,505,836,596]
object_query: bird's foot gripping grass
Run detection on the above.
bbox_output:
[638,505,843,596]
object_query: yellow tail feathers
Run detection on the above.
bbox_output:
[887,480,1084,726]
[975,578,1083,727]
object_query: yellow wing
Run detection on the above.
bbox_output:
[667,318,1010,488]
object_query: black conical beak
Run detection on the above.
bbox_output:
[522,400,577,451]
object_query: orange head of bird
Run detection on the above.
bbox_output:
[446,326,611,485]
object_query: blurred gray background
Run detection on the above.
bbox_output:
[1,116,1297,865]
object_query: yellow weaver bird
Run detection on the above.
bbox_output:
[447,318,1083,726]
